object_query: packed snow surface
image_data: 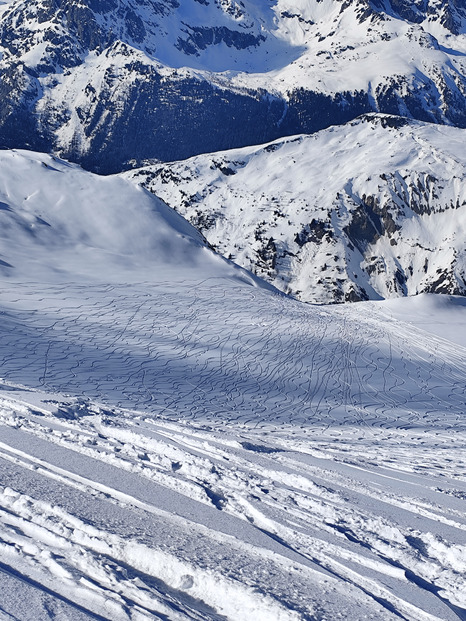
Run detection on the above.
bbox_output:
[0,151,465,620]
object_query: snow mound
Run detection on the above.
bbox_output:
[0,149,268,288]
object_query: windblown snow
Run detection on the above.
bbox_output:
[0,151,465,621]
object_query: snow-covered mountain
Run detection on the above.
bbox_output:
[125,113,466,303]
[0,0,465,172]
[1,2,465,617]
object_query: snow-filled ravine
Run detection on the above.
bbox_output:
[0,151,465,621]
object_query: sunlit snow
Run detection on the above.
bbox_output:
[0,151,465,621]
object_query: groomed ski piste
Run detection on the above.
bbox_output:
[0,150,465,621]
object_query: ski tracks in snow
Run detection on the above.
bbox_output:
[0,280,465,620]
[0,280,464,430]
[0,403,465,621]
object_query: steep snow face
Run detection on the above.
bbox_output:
[0,149,268,287]
[125,114,466,304]
[0,0,465,171]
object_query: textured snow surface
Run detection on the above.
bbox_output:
[0,150,465,620]
[126,114,466,304]
[370,293,466,348]
[1,282,466,621]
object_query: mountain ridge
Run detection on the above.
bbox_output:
[0,0,465,172]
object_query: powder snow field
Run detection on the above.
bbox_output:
[0,151,465,620]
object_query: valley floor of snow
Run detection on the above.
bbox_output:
[0,275,465,621]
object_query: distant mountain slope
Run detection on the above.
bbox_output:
[125,114,466,303]
[0,0,465,171]
[0,148,269,289]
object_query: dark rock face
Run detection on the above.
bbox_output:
[281,89,373,136]
[355,0,466,34]
[0,0,178,67]
[425,266,466,295]
[440,0,466,34]
[0,69,380,173]
[343,203,383,253]
[257,237,277,271]
[345,286,369,302]
[61,64,287,173]
[374,75,466,128]
[0,64,48,152]
[176,26,265,55]
[2,1,107,66]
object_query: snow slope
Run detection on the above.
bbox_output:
[126,114,466,304]
[0,150,465,620]
[370,293,466,348]
[0,148,269,288]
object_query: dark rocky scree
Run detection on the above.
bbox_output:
[425,264,466,295]
[295,219,334,248]
[348,0,466,35]
[176,26,265,55]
